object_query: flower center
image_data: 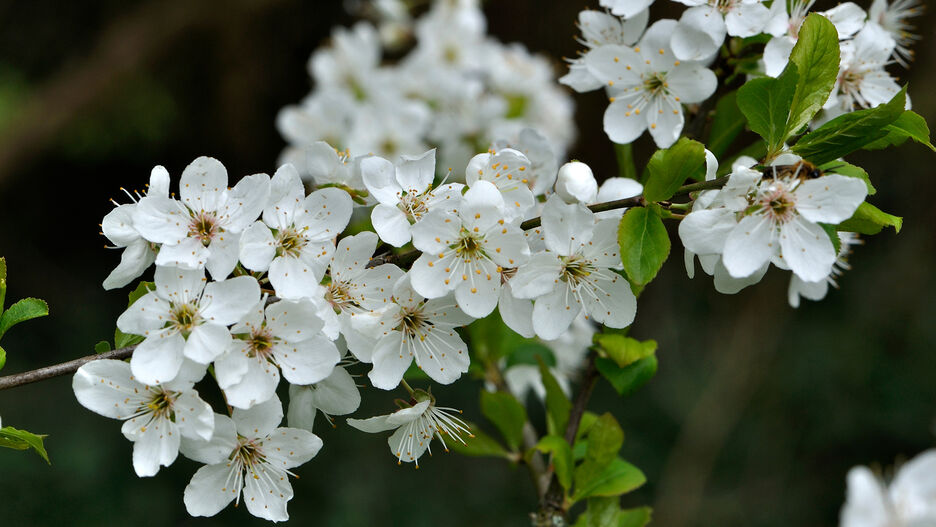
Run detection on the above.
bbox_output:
[189,211,220,246]
[758,183,798,224]
[398,306,431,338]
[233,437,266,470]
[171,302,201,334]
[276,227,308,258]
[143,390,175,420]
[398,191,430,223]
[560,254,596,287]
[455,229,485,258]
[643,73,668,95]
[326,281,354,313]
[247,328,275,360]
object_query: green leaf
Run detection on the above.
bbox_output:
[596,355,658,397]
[504,343,556,369]
[127,281,154,306]
[480,390,527,451]
[584,497,621,527]
[573,458,646,501]
[820,223,841,254]
[0,426,51,464]
[642,137,706,201]
[821,161,876,195]
[707,91,746,159]
[94,340,112,354]
[0,344,5,371]
[574,414,625,497]
[619,507,653,527]
[535,435,574,490]
[792,86,907,165]
[447,423,511,459]
[837,202,903,235]
[594,335,657,369]
[0,256,6,312]
[736,65,798,155]
[784,13,841,140]
[862,110,936,151]
[469,310,553,367]
[0,297,49,340]
[539,358,571,437]
[576,412,600,443]
[618,207,670,286]
[614,143,638,181]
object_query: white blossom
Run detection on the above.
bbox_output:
[672,0,772,61]
[182,396,322,522]
[287,365,361,432]
[788,232,860,307]
[868,0,922,66]
[73,359,213,477]
[840,449,936,527]
[560,9,649,94]
[116,266,259,385]
[555,161,599,204]
[466,148,536,222]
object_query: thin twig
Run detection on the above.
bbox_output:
[0,345,136,391]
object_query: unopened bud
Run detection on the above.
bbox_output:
[555,161,598,204]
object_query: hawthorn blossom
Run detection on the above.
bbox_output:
[182,396,322,522]
[347,396,472,466]
[868,0,922,66]
[134,157,270,280]
[560,9,649,93]
[238,165,352,300]
[287,365,361,431]
[840,449,936,527]
[491,128,560,197]
[409,180,530,317]
[73,359,213,477]
[367,275,473,389]
[671,0,772,61]
[788,232,860,307]
[320,232,405,361]
[362,149,463,247]
[585,20,717,148]
[511,195,637,340]
[116,266,259,385]
[101,166,169,290]
[214,297,340,410]
[555,161,598,204]
[721,173,867,282]
[466,148,536,221]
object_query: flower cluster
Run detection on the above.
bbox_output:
[276,0,575,184]
[563,0,921,146]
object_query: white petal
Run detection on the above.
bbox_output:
[174,390,215,440]
[72,359,144,419]
[129,418,180,477]
[200,276,260,326]
[411,210,461,253]
[263,427,323,469]
[678,208,738,255]
[714,259,768,294]
[239,221,276,272]
[725,2,770,37]
[222,173,270,233]
[499,282,535,338]
[396,149,436,194]
[779,218,836,283]
[101,204,139,246]
[223,357,280,410]
[116,291,170,336]
[646,95,684,149]
[510,252,562,299]
[180,157,228,212]
[179,413,238,464]
[361,156,402,205]
[454,261,501,318]
[824,2,867,39]
[371,204,412,247]
[532,285,582,341]
[130,332,186,386]
[148,165,170,197]
[134,196,189,245]
[603,98,648,145]
[542,194,594,256]
[667,63,718,104]
[332,231,377,282]
[672,7,725,61]
[368,333,412,390]
[275,335,340,385]
[205,231,241,280]
[265,163,304,227]
[722,215,776,279]
[103,239,155,290]
[889,449,936,519]
[154,265,206,304]
[155,236,209,270]
[763,36,795,78]
[184,323,233,364]
[582,274,637,329]
[286,385,317,432]
[796,175,867,224]
[309,367,361,416]
[410,252,458,299]
[233,394,283,438]
[183,462,238,518]
[296,187,353,241]
[840,466,891,527]
[265,299,326,341]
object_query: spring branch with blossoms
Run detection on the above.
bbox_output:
[2,0,936,525]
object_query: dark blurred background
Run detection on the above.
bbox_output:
[0,1,933,525]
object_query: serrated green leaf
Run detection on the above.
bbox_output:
[619,507,653,527]
[821,161,875,195]
[574,414,624,486]
[0,426,50,464]
[837,202,903,235]
[594,335,657,369]
[618,207,670,286]
[643,138,706,202]
[539,358,571,437]
[862,110,936,152]
[573,458,646,501]
[707,91,746,159]
[94,340,112,354]
[535,435,574,490]
[784,13,841,140]
[448,422,511,459]
[793,87,907,165]
[737,65,798,156]
[0,297,49,340]
[480,390,527,451]
[596,355,658,397]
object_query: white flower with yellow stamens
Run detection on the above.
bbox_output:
[466,147,536,222]
[409,180,530,318]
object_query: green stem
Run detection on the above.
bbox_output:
[400,379,416,397]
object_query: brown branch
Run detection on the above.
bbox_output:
[0,345,136,391]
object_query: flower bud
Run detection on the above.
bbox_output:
[555,161,598,204]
